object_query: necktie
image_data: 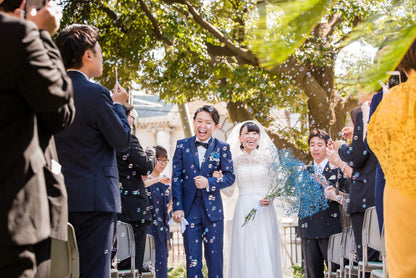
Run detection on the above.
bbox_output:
[315,164,322,175]
[195,141,209,149]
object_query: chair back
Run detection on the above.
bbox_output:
[343,225,355,259]
[366,207,382,251]
[50,222,79,278]
[143,234,156,271]
[327,232,342,276]
[115,221,136,278]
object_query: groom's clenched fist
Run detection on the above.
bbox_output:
[173,210,184,223]
[194,176,209,189]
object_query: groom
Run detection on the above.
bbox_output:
[172,105,235,278]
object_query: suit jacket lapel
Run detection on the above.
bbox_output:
[190,136,200,170]
[323,162,331,179]
[201,138,215,172]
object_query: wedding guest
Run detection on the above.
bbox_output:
[367,39,416,277]
[298,129,349,278]
[55,24,131,278]
[365,71,406,234]
[144,145,172,278]
[116,103,156,274]
[0,1,74,276]
[332,106,379,266]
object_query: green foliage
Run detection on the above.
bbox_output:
[248,0,416,96]
[168,264,207,278]
[247,0,338,68]
[58,0,398,155]
[341,0,416,94]
[292,264,305,278]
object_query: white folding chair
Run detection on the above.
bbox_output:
[113,221,138,278]
[370,227,388,278]
[358,207,383,277]
[50,222,80,278]
[325,232,342,278]
[141,234,156,278]
[343,226,359,278]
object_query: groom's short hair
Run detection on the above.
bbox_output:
[193,105,220,125]
[308,129,330,146]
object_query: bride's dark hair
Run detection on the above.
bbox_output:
[239,121,260,150]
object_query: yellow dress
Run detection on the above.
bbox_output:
[367,72,416,277]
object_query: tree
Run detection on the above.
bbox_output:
[60,0,390,161]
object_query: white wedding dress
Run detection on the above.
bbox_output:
[226,149,283,278]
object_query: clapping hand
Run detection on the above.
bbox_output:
[159,176,171,185]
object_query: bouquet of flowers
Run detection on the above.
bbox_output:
[242,149,329,227]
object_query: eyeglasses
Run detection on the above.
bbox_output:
[157,159,169,164]
[128,115,135,120]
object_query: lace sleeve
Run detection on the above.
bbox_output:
[367,73,416,198]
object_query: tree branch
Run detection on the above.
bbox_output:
[137,0,174,46]
[163,0,259,65]
[96,3,128,33]
[267,130,310,163]
[313,12,343,40]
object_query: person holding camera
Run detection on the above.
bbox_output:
[0,0,74,277]
[298,129,349,278]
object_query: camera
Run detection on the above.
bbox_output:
[25,0,47,16]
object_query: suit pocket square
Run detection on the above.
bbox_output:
[328,175,337,180]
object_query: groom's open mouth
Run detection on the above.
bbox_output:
[197,129,208,136]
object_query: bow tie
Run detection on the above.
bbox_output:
[195,141,209,149]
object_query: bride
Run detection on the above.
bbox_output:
[221,121,283,278]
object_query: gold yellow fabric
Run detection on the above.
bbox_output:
[367,72,416,278]
[384,186,416,277]
[367,72,416,199]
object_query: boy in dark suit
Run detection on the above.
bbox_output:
[172,105,235,278]
[55,24,131,278]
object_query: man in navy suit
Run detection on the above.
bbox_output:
[55,24,131,278]
[172,105,235,278]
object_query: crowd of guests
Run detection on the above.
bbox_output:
[301,42,416,278]
[1,0,415,277]
[0,0,172,277]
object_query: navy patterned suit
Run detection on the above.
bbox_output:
[147,181,171,278]
[172,136,235,278]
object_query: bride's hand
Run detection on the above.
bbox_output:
[212,170,223,179]
[259,198,271,207]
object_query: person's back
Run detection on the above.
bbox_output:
[56,74,127,212]
[0,2,74,276]
[55,24,130,278]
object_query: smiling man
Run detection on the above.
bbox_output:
[171,105,235,278]
[298,129,349,278]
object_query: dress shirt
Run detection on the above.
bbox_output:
[196,138,210,168]
[314,158,328,175]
